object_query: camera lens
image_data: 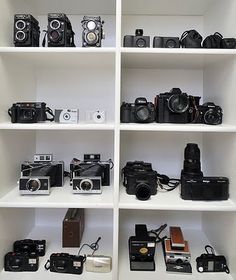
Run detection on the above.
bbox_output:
[204,110,221,125]
[135,106,150,122]
[63,113,70,121]
[15,31,26,41]
[26,179,41,192]
[80,179,93,191]
[168,93,189,113]
[135,183,151,200]
[86,32,98,43]
[9,256,22,271]
[55,259,67,272]
[49,30,61,42]
[183,143,201,174]
[22,109,34,120]
[15,20,26,30]
[87,20,96,30]
[50,19,60,30]
[136,38,146,48]
[166,39,176,48]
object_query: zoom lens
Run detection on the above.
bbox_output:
[135,106,150,122]
[135,183,151,200]
[168,93,189,113]
[183,143,201,174]
[26,179,41,192]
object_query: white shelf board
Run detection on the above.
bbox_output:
[119,186,236,211]
[0,225,113,280]
[119,228,233,280]
[0,181,113,209]
[121,48,236,69]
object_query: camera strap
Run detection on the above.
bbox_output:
[157,173,180,192]
[8,108,12,117]
[45,107,55,121]
[148,224,167,243]
[42,30,48,47]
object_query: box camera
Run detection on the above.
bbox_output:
[85,255,112,273]
[47,13,75,47]
[14,14,40,47]
[4,252,39,272]
[153,36,180,48]
[181,143,229,200]
[81,16,105,47]
[194,102,223,125]
[120,97,155,123]
[8,102,54,123]
[49,253,84,274]
[129,224,156,271]
[155,88,201,123]
[14,239,46,256]
[86,110,106,124]
[197,253,229,273]
[70,154,111,194]
[122,161,158,200]
[123,29,150,48]
[55,109,79,124]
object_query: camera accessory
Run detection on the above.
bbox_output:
[202,32,223,48]
[8,102,54,123]
[14,239,46,256]
[81,16,105,47]
[14,14,40,47]
[86,110,106,124]
[193,102,223,125]
[221,38,236,49]
[181,143,229,200]
[63,208,85,247]
[123,29,150,48]
[55,109,79,124]
[4,252,39,272]
[46,13,75,47]
[180,30,202,48]
[153,37,180,48]
[120,97,156,123]
[85,255,112,273]
[196,245,230,273]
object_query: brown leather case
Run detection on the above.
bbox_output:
[63,208,85,247]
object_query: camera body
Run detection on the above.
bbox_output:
[153,36,180,48]
[47,13,75,47]
[221,38,236,49]
[14,239,46,257]
[82,16,105,47]
[123,29,150,48]
[194,102,223,125]
[120,97,156,123]
[14,14,40,47]
[55,109,79,124]
[4,252,39,272]
[49,253,84,274]
[196,253,228,273]
[122,161,158,201]
[86,110,106,124]
[155,88,201,123]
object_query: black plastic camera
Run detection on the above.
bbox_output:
[194,102,223,125]
[155,88,201,123]
[120,97,156,123]
[14,239,46,257]
[8,102,54,123]
[49,253,84,274]
[4,252,39,272]
[122,161,158,200]
[123,29,150,48]
[14,14,40,47]
[81,16,105,47]
[47,13,75,47]
[129,224,156,271]
[181,143,229,200]
[153,36,180,48]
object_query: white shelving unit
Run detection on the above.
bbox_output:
[0,0,236,279]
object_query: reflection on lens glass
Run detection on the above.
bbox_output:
[136,106,150,122]
[50,30,60,41]
[136,183,151,201]
[168,94,189,113]
[86,32,97,43]
[80,180,92,191]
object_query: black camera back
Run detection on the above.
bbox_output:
[81,16,104,47]
[123,29,150,48]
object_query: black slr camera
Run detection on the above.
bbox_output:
[8,102,54,123]
[81,16,105,47]
[129,224,156,271]
[70,154,111,194]
[4,252,39,272]
[123,29,150,48]
[155,88,200,123]
[49,253,84,274]
[153,36,180,48]
[194,102,223,125]
[181,143,229,200]
[120,97,155,123]
[14,14,40,47]
[122,161,158,201]
[14,239,46,256]
[47,13,75,47]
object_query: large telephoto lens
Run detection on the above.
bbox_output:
[183,143,202,175]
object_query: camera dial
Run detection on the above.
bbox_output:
[79,179,93,191]
[26,179,41,192]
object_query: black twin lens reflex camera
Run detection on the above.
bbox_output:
[14,14,40,47]
[196,253,229,273]
[129,224,156,271]
[121,97,156,123]
[4,252,39,272]
[181,143,229,201]
[123,29,150,48]
[14,239,46,256]
[48,13,75,47]
[49,253,84,275]
[82,16,105,47]
[122,161,158,201]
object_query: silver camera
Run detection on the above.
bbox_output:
[55,109,79,124]
[19,176,50,195]
[85,255,112,273]
[72,177,102,194]
[86,110,106,124]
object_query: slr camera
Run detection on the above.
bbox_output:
[81,16,105,47]
[155,88,201,123]
[120,97,156,123]
[123,29,150,48]
[14,239,46,256]
[70,154,111,194]
[49,253,84,274]
[197,253,229,273]
[122,161,158,201]
[14,14,40,47]
[181,143,229,200]
[153,36,180,48]
[8,102,54,123]
[47,13,75,47]
[129,224,156,271]
[4,252,39,272]
[20,154,64,195]
[194,102,223,125]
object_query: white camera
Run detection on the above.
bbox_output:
[55,109,79,124]
[86,110,106,124]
